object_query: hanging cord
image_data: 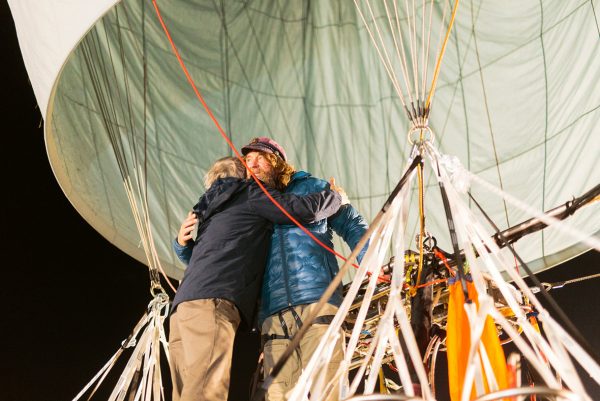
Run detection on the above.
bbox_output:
[421,0,435,120]
[424,0,459,119]
[72,294,170,401]
[353,0,416,124]
[79,6,176,294]
[467,173,600,253]
[432,156,469,300]
[353,0,455,126]
[411,161,427,296]
[467,192,600,369]
[384,0,417,108]
[532,273,600,294]
[405,0,420,111]
[549,272,600,288]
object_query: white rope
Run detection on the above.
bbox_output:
[288,133,598,401]
[460,167,600,253]
[353,0,411,111]
[426,143,599,397]
[382,0,417,105]
[421,0,435,111]
[424,0,452,121]
[72,295,170,401]
[405,0,420,105]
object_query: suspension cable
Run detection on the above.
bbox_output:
[353,0,415,124]
[425,0,460,116]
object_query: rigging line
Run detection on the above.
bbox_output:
[467,171,600,252]
[218,0,233,146]
[382,0,417,108]
[95,21,134,178]
[591,0,600,38]
[429,0,451,116]
[108,10,161,284]
[89,11,175,291]
[81,42,158,284]
[151,0,361,271]
[391,0,418,114]
[420,0,425,120]
[83,37,157,274]
[413,0,422,120]
[141,1,177,292]
[539,0,549,258]
[363,0,411,105]
[419,0,425,116]
[93,34,136,193]
[467,192,600,369]
[385,0,417,106]
[113,10,159,277]
[470,0,510,230]
[114,8,141,178]
[424,0,459,115]
[141,0,149,226]
[413,162,426,296]
[140,0,156,280]
[555,272,600,287]
[434,167,469,300]
[75,55,124,233]
[81,38,128,182]
[404,0,420,114]
[116,6,163,263]
[353,0,414,123]
[421,0,434,113]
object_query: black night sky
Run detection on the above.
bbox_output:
[1,3,599,401]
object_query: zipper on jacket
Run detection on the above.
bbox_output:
[277,226,293,307]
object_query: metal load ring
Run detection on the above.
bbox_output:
[408,126,435,146]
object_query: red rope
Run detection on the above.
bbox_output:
[151,1,358,269]
[434,248,456,277]
[416,277,447,289]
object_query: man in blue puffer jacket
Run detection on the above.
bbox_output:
[241,137,368,401]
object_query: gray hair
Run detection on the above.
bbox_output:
[204,156,246,189]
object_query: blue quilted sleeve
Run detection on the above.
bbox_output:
[329,204,369,263]
[172,237,193,265]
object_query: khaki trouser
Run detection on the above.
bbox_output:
[169,298,241,401]
[261,303,344,401]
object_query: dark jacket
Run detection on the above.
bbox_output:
[259,171,368,321]
[172,177,341,326]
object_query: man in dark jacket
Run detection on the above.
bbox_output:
[241,137,369,401]
[169,156,342,401]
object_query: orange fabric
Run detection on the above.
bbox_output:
[446,281,509,400]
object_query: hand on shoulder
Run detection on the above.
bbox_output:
[329,177,349,205]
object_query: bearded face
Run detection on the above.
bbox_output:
[244,151,276,187]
